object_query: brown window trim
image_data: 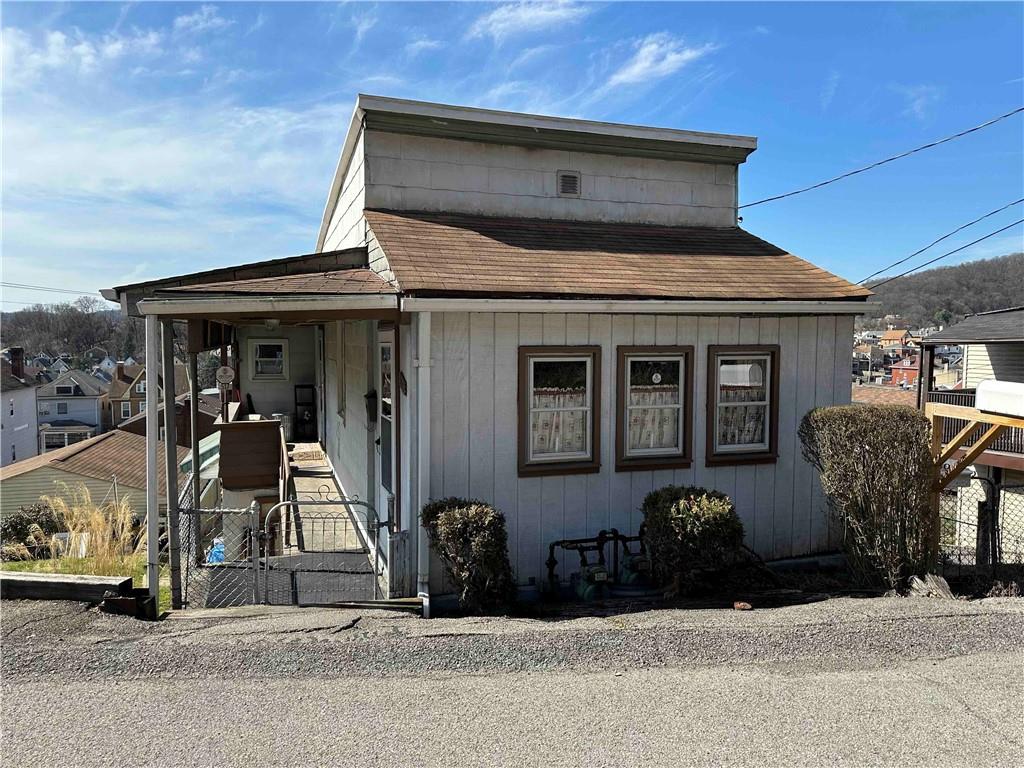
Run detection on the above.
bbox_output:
[518,345,601,478]
[706,344,780,467]
[616,345,694,472]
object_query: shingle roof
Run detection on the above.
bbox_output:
[0,430,187,496]
[851,384,918,407]
[36,370,108,398]
[363,209,871,301]
[924,307,1024,344]
[159,267,396,296]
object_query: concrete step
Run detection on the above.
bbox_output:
[0,571,133,603]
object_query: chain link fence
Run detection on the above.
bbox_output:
[939,482,1024,585]
[179,506,258,609]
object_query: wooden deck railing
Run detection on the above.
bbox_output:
[926,389,1024,455]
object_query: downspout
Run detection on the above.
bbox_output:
[415,312,432,618]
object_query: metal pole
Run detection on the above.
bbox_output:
[415,312,432,617]
[162,320,182,610]
[188,353,201,508]
[144,314,160,601]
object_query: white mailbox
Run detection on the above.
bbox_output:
[976,379,1024,418]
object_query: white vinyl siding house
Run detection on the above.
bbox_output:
[106,95,872,606]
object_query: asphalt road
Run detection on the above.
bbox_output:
[3,597,1022,767]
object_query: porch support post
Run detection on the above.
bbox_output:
[144,313,160,601]
[161,320,182,610]
[188,353,201,508]
[415,312,432,618]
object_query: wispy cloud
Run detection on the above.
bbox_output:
[405,36,443,57]
[352,8,378,45]
[510,44,555,69]
[891,83,941,119]
[821,69,840,110]
[754,25,771,35]
[247,12,267,36]
[468,1,590,43]
[173,5,234,35]
[605,33,716,90]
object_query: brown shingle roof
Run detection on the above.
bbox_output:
[851,384,917,407]
[0,430,187,496]
[364,209,871,301]
[159,267,395,296]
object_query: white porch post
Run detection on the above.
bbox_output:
[161,320,182,609]
[415,312,432,617]
[144,313,160,600]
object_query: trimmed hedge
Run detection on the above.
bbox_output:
[641,485,745,589]
[799,404,933,590]
[421,497,516,613]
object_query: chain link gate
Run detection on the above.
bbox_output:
[180,505,260,609]
[939,482,1024,584]
[261,498,383,606]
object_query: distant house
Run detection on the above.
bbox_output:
[47,358,71,376]
[35,370,108,452]
[117,392,219,449]
[0,430,186,519]
[107,361,188,426]
[1,349,39,467]
[887,354,920,388]
[880,328,912,352]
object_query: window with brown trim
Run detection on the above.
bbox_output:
[518,346,601,477]
[616,346,693,471]
[706,345,779,466]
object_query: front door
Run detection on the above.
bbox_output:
[375,328,396,529]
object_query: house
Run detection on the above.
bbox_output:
[46,358,72,377]
[102,95,873,607]
[0,430,185,519]
[919,307,1024,569]
[117,392,220,448]
[886,354,920,388]
[880,328,912,352]
[1,349,39,467]
[107,361,188,426]
[35,369,108,452]
[93,355,118,375]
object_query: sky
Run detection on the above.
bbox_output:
[1,1,1022,311]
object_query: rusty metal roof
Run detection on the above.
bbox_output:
[364,209,871,301]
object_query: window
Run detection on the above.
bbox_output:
[518,346,601,476]
[55,385,74,396]
[121,401,132,420]
[56,402,68,415]
[707,345,779,465]
[138,401,146,414]
[136,380,146,394]
[43,432,66,451]
[616,346,693,471]
[249,339,289,381]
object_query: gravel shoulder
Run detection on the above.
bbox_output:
[2,595,1022,681]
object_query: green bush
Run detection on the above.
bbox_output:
[1,504,62,559]
[798,404,933,590]
[641,485,745,589]
[421,497,516,614]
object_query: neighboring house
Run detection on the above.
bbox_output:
[0,430,186,519]
[117,392,220,449]
[887,354,920,388]
[35,370,108,452]
[94,356,118,375]
[1,349,39,467]
[103,95,873,602]
[107,361,188,426]
[879,329,913,356]
[47,358,71,376]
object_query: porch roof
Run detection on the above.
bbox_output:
[364,209,872,302]
[157,267,395,297]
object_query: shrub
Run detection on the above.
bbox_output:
[0,504,62,559]
[798,404,933,590]
[421,497,516,614]
[641,485,745,590]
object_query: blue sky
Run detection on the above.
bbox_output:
[2,1,1022,310]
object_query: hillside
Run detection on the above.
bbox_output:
[863,253,1024,329]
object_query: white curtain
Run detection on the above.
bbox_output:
[531,387,587,456]
[628,385,680,451]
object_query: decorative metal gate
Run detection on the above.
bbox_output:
[261,498,382,605]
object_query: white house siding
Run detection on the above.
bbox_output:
[962,343,1024,388]
[0,467,143,519]
[323,320,373,505]
[363,130,737,227]
[425,311,853,591]
[37,397,102,429]
[322,132,367,252]
[2,387,38,467]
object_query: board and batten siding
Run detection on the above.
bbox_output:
[962,343,1024,388]
[426,312,853,591]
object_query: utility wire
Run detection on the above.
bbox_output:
[1,281,99,296]
[739,106,1024,209]
[868,218,1024,290]
[859,198,1024,283]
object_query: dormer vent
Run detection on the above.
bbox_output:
[557,170,581,198]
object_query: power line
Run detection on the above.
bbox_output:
[859,198,1024,284]
[1,281,99,296]
[868,218,1024,290]
[739,106,1024,209]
